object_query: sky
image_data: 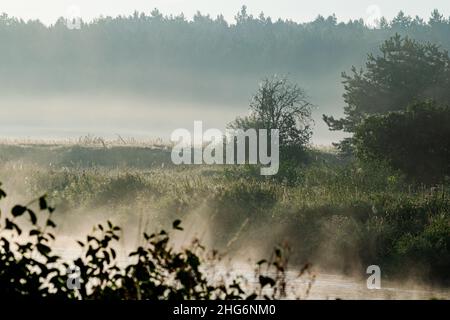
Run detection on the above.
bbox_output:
[1,0,450,25]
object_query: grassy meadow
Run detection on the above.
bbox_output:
[1,140,448,288]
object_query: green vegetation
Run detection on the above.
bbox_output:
[1,143,448,286]
[2,8,450,98]
[228,75,313,147]
[354,102,450,183]
[1,8,450,299]
[0,183,312,299]
[324,35,450,155]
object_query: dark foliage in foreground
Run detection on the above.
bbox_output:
[0,184,313,299]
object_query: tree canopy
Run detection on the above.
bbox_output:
[354,102,450,182]
[2,8,450,96]
[228,76,313,147]
[323,34,450,153]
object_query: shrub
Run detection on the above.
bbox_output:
[0,183,313,299]
[353,102,450,182]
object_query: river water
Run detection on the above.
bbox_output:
[292,273,450,300]
[53,245,449,300]
[209,264,450,300]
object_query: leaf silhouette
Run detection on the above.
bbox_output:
[172,219,183,230]
[11,205,27,217]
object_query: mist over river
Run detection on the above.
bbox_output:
[0,92,349,146]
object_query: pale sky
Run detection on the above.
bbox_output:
[1,0,450,25]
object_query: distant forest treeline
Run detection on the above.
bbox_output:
[1,7,450,99]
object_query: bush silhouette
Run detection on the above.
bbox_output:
[0,183,313,299]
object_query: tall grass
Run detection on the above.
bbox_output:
[0,143,448,284]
